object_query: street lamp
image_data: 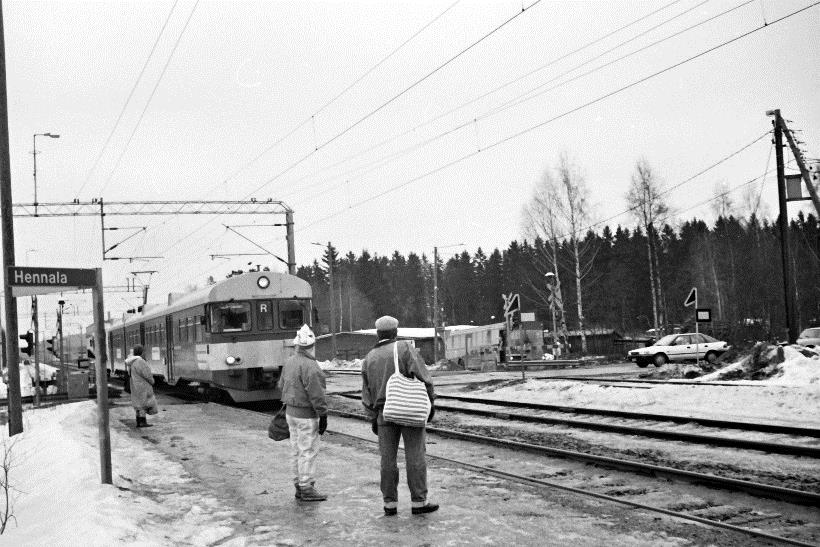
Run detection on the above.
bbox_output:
[33,132,60,216]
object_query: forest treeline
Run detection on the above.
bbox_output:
[297,212,819,344]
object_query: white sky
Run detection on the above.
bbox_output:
[1,0,818,326]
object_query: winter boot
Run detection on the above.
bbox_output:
[411,503,439,515]
[294,483,302,500]
[298,485,327,502]
[136,416,152,428]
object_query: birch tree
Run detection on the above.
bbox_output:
[626,158,670,333]
[524,154,595,353]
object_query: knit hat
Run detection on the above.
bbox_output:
[375,315,399,330]
[293,324,316,347]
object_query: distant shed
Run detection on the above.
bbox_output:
[315,328,442,364]
[562,329,624,356]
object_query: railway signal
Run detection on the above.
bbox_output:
[19,331,34,356]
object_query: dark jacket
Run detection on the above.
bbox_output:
[361,339,435,420]
[278,347,327,418]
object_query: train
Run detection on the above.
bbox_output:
[105,270,312,402]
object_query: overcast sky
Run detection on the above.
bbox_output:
[2,0,818,326]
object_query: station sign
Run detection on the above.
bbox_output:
[7,266,97,297]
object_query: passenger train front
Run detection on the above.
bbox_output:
[106,271,312,402]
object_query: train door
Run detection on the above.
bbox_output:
[165,315,175,382]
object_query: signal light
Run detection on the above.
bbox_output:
[19,331,34,356]
[46,336,57,356]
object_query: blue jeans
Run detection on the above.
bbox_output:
[377,415,428,509]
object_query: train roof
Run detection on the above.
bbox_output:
[108,271,310,330]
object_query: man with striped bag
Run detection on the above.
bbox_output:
[362,315,438,516]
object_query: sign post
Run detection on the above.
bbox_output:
[684,288,699,363]
[8,266,112,484]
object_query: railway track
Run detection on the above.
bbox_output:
[326,405,819,507]
[322,422,818,547]
[332,392,820,458]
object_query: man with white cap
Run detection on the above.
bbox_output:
[278,324,328,502]
[361,315,438,516]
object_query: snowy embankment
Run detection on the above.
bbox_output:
[317,358,362,371]
[464,347,820,428]
[0,363,60,398]
[0,402,231,546]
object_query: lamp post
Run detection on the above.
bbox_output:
[58,299,66,393]
[432,243,464,365]
[32,132,60,217]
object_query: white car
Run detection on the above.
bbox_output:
[628,333,729,368]
[797,327,820,348]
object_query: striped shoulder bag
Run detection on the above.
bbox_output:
[382,341,432,427]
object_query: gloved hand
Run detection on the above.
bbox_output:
[318,415,328,435]
[371,418,379,436]
[427,404,435,423]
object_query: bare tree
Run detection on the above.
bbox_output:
[626,158,670,333]
[710,180,734,220]
[0,436,19,534]
[554,154,593,353]
[522,168,569,349]
[524,154,595,353]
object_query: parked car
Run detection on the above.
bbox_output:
[797,327,820,348]
[627,333,729,367]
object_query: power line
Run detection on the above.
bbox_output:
[284,0,743,205]
[134,1,542,273]
[242,0,545,200]
[75,0,180,199]
[216,0,462,187]
[96,0,201,196]
[297,3,817,232]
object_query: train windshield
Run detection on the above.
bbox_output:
[209,302,252,333]
[279,299,310,329]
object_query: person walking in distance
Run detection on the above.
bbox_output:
[278,324,328,502]
[361,316,438,516]
[125,345,158,427]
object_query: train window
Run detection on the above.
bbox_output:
[195,316,204,342]
[278,299,308,330]
[209,302,252,333]
[257,300,274,330]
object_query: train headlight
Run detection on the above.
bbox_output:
[226,356,241,366]
[257,276,270,289]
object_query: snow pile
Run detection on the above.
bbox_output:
[0,402,237,546]
[317,358,363,371]
[0,369,34,399]
[698,344,820,385]
[464,377,820,427]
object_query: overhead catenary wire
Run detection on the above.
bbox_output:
[96,0,201,197]
[135,1,544,275]
[283,0,747,205]
[241,0,545,200]
[75,0,180,199]
[216,0,462,187]
[296,2,817,232]
[143,3,796,293]
[132,2,817,296]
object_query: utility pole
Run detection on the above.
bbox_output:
[770,109,799,344]
[58,299,66,392]
[775,113,820,216]
[32,296,41,405]
[0,1,24,435]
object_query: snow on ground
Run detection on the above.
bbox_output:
[698,345,820,385]
[317,358,362,371]
[0,401,234,546]
[464,380,820,427]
